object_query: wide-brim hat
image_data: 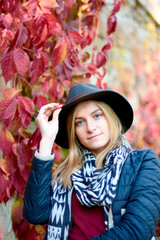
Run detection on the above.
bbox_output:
[55,83,133,149]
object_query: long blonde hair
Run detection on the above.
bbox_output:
[53,101,123,188]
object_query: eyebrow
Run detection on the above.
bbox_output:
[75,108,102,120]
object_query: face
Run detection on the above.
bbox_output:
[75,100,110,156]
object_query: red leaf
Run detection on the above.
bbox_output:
[39,76,50,95]
[112,0,121,14]
[49,78,64,102]
[52,37,67,69]
[0,169,11,203]
[3,29,14,40]
[102,38,113,54]
[53,144,61,162]
[87,62,97,75]
[0,93,17,127]
[68,31,82,45]
[96,52,107,68]
[0,37,8,51]
[107,13,117,35]
[17,95,35,128]
[28,128,41,150]
[12,168,26,194]
[0,158,11,202]
[38,0,59,10]
[25,0,38,19]
[1,51,16,83]
[29,51,49,85]
[35,95,49,110]
[3,0,19,13]
[21,164,31,182]
[65,35,80,68]
[0,92,34,129]
[16,26,28,47]
[0,89,19,127]
[0,158,11,180]
[56,83,64,100]
[96,79,107,90]
[13,48,30,76]
[2,14,13,28]
[32,86,49,109]
[121,0,126,6]
[12,198,23,224]
[35,225,46,236]
[0,225,3,239]
[52,22,63,37]
[12,219,29,239]
[32,16,48,46]
[0,127,15,158]
[18,96,34,115]
[16,141,33,172]
[3,88,18,99]
[62,80,71,89]
[7,25,27,51]
[43,13,56,33]
[6,154,18,174]
[81,30,94,49]
[25,226,37,240]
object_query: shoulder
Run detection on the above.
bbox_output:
[121,149,160,183]
[130,148,158,159]
[127,148,159,168]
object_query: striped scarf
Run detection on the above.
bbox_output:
[47,137,132,240]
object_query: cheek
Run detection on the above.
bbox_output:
[75,127,84,142]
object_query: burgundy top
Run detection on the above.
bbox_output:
[68,191,106,240]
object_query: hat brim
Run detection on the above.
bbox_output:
[55,90,133,149]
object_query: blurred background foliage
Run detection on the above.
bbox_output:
[0,0,160,239]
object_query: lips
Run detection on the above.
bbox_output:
[87,133,102,140]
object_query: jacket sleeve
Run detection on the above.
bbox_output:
[23,153,54,224]
[90,149,160,240]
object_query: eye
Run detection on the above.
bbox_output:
[75,120,84,126]
[94,113,102,119]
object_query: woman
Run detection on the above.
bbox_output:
[23,83,160,240]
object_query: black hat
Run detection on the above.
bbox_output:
[55,83,133,149]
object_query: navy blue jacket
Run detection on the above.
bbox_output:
[23,149,160,239]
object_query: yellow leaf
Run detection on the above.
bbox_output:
[5,128,15,143]
[52,37,67,69]
[38,0,59,9]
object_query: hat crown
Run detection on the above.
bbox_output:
[66,83,101,104]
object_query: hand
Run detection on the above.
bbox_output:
[36,103,63,156]
[36,103,62,140]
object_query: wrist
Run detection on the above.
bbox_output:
[39,137,55,156]
[35,150,54,161]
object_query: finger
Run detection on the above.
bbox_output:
[49,107,62,122]
[39,103,60,113]
[39,103,62,118]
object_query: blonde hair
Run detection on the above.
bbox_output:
[52,101,123,188]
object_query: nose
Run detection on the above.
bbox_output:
[86,119,96,133]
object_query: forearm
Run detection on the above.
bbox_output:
[23,153,54,224]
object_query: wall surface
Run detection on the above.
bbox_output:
[98,0,160,115]
[0,74,17,240]
[0,0,160,239]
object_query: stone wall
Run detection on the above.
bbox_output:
[0,74,17,240]
[101,0,160,109]
[0,1,160,239]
